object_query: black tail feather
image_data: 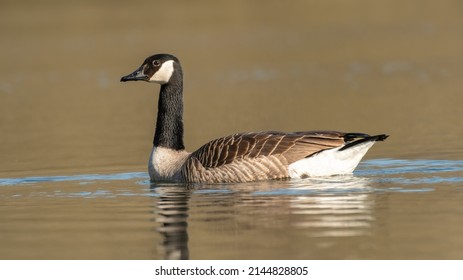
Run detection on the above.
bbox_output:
[339,134,389,151]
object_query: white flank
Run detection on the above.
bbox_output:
[149,146,189,181]
[149,60,175,84]
[288,141,376,177]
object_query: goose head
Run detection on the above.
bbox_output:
[120,53,180,84]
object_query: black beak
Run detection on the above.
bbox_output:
[120,66,148,82]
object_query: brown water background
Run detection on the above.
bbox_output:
[1,0,463,259]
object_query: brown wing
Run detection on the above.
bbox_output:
[189,131,355,169]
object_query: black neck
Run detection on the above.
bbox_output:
[153,70,185,150]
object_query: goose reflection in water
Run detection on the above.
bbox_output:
[235,176,375,238]
[149,175,374,259]
[150,183,191,260]
[289,176,374,237]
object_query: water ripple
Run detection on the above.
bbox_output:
[357,158,463,176]
[1,159,462,190]
[0,172,148,186]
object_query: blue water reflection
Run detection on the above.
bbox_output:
[1,159,462,194]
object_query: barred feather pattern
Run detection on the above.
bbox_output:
[180,131,351,183]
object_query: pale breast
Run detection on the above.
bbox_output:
[149,147,190,181]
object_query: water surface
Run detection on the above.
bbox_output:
[1,159,462,259]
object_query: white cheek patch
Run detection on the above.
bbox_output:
[149,60,175,84]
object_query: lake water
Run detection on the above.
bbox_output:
[2,159,463,259]
[1,0,463,259]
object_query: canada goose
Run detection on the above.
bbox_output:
[121,53,388,183]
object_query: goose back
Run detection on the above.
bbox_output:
[180,131,370,183]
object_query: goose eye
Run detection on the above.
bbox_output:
[152,60,161,67]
